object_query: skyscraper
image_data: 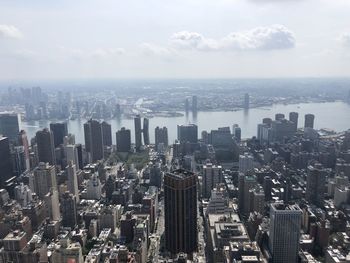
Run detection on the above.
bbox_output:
[0,112,20,143]
[61,191,77,228]
[44,188,60,221]
[306,163,327,207]
[84,119,104,162]
[116,127,131,152]
[289,112,299,132]
[239,153,254,174]
[36,128,56,165]
[155,126,168,151]
[0,136,14,188]
[192,96,198,112]
[143,118,150,145]
[102,121,112,147]
[244,93,250,109]
[50,122,68,148]
[304,114,315,129]
[185,98,190,113]
[18,130,30,171]
[269,203,302,263]
[202,163,223,199]
[67,161,79,203]
[134,115,142,151]
[177,124,198,143]
[164,169,197,254]
[33,162,57,198]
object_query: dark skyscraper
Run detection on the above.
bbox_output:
[102,121,112,147]
[177,124,198,143]
[76,144,83,170]
[0,136,14,188]
[244,93,250,109]
[61,191,77,228]
[306,163,327,207]
[269,203,302,263]
[185,98,190,113]
[84,119,104,162]
[0,112,20,143]
[143,118,150,145]
[164,169,197,254]
[155,126,168,150]
[192,95,197,112]
[36,128,56,165]
[275,113,285,121]
[289,112,298,132]
[134,115,142,151]
[116,127,131,152]
[304,114,315,129]
[50,122,68,148]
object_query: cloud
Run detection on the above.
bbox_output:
[140,43,175,56]
[0,25,23,39]
[338,33,350,47]
[58,46,125,60]
[171,25,296,51]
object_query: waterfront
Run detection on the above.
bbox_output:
[21,101,350,144]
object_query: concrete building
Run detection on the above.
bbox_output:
[202,163,223,199]
[36,128,56,165]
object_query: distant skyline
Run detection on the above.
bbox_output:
[1,0,350,79]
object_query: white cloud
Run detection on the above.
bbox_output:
[0,24,23,39]
[140,43,175,56]
[171,25,296,51]
[338,33,350,47]
[91,48,125,58]
[58,46,125,60]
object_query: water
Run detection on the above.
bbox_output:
[21,101,350,144]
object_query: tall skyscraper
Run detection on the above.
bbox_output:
[269,203,302,263]
[192,95,198,112]
[61,191,77,228]
[289,112,299,132]
[44,188,60,221]
[306,163,327,207]
[116,127,131,152]
[0,112,20,143]
[304,114,315,129]
[67,161,79,203]
[177,124,198,143]
[0,136,14,188]
[155,126,168,151]
[239,153,254,174]
[84,119,104,162]
[164,169,197,254]
[102,121,112,147]
[50,122,68,148]
[202,163,223,199]
[185,98,190,113]
[143,118,150,145]
[244,93,250,109]
[33,162,57,198]
[18,130,30,171]
[36,128,56,165]
[134,115,142,151]
[275,113,285,121]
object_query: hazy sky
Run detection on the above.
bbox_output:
[0,0,350,79]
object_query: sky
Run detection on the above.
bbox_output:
[0,0,350,79]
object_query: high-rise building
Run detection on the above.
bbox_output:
[61,191,77,228]
[202,163,223,199]
[50,122,68,148]
[0,112,20,143]
[244,93,250,109]
[67,161,79,203]
[275,113,285,121]
[233,125,241,141]
[102,121,112,147]
[134,115,142,151]
[289,112,299,132]
[65,144,79,167]
[76,144,83,170]
[33,162,57,198]
[239,153,254,174]
[177,124,198,143]
[116,127,131,152]
[164,169,197,254]
[18,130,30,171]
[306,163,327,207]
[155,126,168,151]
[185,98,190,113]
[44,188,60,221]
[269,203,302,263]
[84,119,104,162]
[143,118,150,145]
[192,96,198,112]
[304,114,315,129]
[0,136,14,188]
[36,128,56,165]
